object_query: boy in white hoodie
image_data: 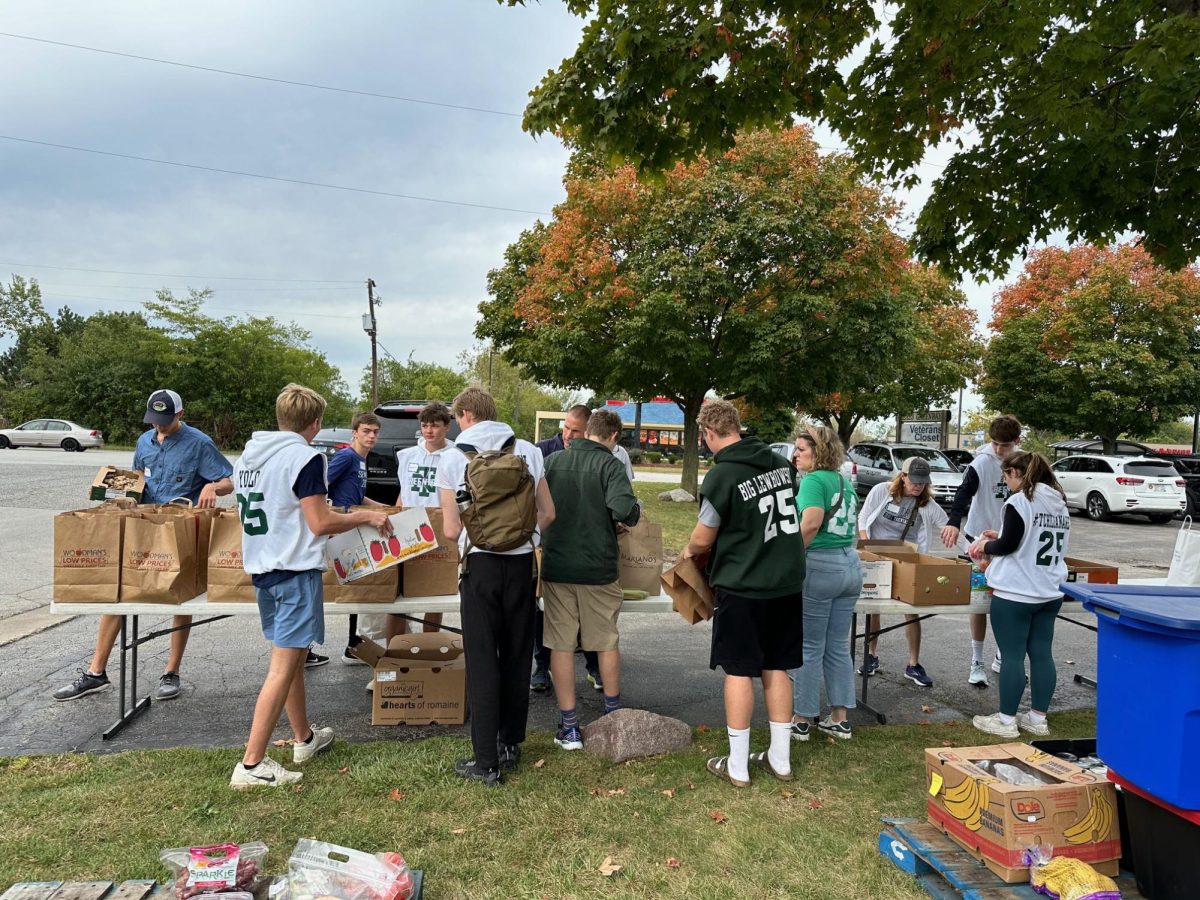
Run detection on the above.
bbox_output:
[229,384,392,790]
[437,387,556,784]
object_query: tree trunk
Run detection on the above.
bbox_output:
[679,392,706,498]
[1100,432,1118,455]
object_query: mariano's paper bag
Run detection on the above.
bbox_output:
[619,518,663,596]
[121,512,200,603]
[206,508,255,601]
[53,507,128,602]
[661,556,714,624]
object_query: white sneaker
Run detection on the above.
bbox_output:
[991,652,1003,674]
[293,726,334,764]
[230,756,302,790]
[972,713,1019,738]
[1016,712,1050,736]
[968,662,989,687]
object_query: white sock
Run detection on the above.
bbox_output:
[971,640,985,665]
[726,727,751,782]
[1027,710,1046,724]
[997,712,1015,725]
[768,721,793,774]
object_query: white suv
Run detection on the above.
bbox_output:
[1051,455,1186,523]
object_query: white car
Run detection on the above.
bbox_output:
[1051,454,1186,523]
[0,418,105,452]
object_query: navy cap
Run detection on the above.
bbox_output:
[143,389,182,425]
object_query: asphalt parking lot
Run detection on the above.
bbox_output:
[0,446,1182,756]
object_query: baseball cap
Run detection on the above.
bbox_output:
[901,456,932,484]
[143,389,183,425]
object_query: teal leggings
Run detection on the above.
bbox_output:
[989,594,1063,715]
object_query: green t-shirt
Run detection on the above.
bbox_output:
[796,470,859,550]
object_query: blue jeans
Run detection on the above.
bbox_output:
[792,547,861,718]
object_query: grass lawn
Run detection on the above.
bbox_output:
[633,482,700,558]
[0,710,1097,898]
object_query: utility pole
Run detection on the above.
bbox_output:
[364,279,379,407]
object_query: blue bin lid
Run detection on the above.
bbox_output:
[1062,583,1200,633]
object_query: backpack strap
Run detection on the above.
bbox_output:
[898,498,921,542]
[820,480,844,529]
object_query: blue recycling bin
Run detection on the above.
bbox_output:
[1063,583,1200,810]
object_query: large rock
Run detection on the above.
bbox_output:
[656,488,696,503]
[581,708,692,763]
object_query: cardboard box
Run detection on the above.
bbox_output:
[323,566,398,603]
[89,466,145,503]
[661,557,713,624]
[858,551,894,600]
[876,550,970,605]
[1064,556,1118,585]
[401,508,460,597]
[858,539,918,554]
[926,743,1121,883]
[326,507,437,584]
[353,634,466,725]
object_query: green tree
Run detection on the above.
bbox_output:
[507,1,1200,274]
[365,352,465,409]
[736,401,797,444]
[981,244,1200,454]
[458,346,570,442]
[809,264,982,444]
[478,128,914,494]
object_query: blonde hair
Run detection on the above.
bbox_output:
[276,383,326,433]
[451,386,498,422]
[888,470,933,507]
[1001,450,1065,500]
[697,399,741,438]
[798,426,844,472]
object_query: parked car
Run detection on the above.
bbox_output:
[365,400,461,503]
[1051,454,1186,523]
[312,426,354,460]
[846,442,964,506]
[943,448,975,470]
[0,418,104,452]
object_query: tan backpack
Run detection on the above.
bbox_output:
[457,437,537,553]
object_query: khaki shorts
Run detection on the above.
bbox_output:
[542,580,623,652]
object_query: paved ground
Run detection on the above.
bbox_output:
[0,446,1179,757]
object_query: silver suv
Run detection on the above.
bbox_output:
[846,442,964,506]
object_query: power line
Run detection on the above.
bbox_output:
[38,291,359,321]
[0,260,359,283]
[0,31,522,119]
[37,281,360,293]
[0,134,551,216]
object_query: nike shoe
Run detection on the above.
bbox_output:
[230,756,302,790]
[293,726,334,763]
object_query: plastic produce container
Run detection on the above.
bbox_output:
[1063,583,1200,810]
[1109,769,1200,900]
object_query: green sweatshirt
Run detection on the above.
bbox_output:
[699,436,805,599]
[542,438,641,585]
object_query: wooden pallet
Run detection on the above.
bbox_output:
[878,818,1140,900]
[1,874,424,900]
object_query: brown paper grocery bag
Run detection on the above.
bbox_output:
[322,566,398,603]
[145,503,217,593]
[206,509,255,602]
[619,518,664,596]
[120,512,199,603]
[661,557,714,624]
[53,508,127,602]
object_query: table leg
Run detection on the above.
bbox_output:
[854,613,887,725]
[103,614,151,740]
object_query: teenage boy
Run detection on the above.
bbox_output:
[327,412,386,666]
[682,400,805,787]
[52,389,232,704]
[941,414,1022,686]
[438,387,556,785]
[541,409,641,751]
[392,402,457,635]
[230,384,392,789]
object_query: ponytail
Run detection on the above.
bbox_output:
[1001,450,1064,500]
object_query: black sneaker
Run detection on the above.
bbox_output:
[454,757,500,785]
[341,646,367,666]
[53,670,111,702]
[155,671,181,700]
[856,654,880,677]
[305,649,330,668]
[586,667,604,692]
[817,717,853,740]
[530,666,550,693]
[498,742,521,772]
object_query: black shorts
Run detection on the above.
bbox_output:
[709,589,804,677]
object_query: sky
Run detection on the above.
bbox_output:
[0,2,1012,413]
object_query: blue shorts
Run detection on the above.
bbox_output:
[256,569,324,649]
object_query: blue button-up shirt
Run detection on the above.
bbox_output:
[133,422,233,505]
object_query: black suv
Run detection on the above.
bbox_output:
[365,400,461,503]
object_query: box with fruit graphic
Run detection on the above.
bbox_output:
[326,507,438,585]
[925,743,1121,883]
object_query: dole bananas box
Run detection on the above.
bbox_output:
[925,743,1121,883]
[325,507,437,584]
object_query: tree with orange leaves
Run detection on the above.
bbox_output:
[478,127,916,494]
[982,244,1200,454]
